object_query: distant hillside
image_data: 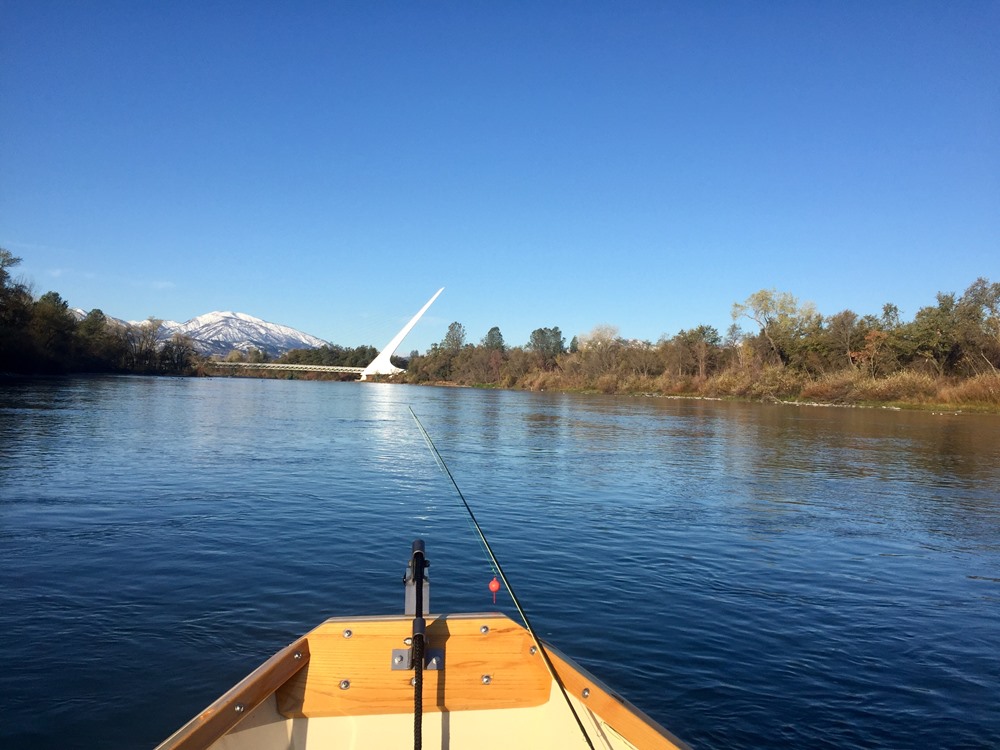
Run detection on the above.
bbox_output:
[164,311,328,357]
[73,309,328,357]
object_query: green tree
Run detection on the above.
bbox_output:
[75,309,127,371]
[0,248,22,288]
[30,291,78,370]
[825,310,860,369]
[442,321,466,352]
[860,303,906,374]
[346,345,378,367]
[676,325,721,379]
[732,289,817,368]
[681,325,722,380]
[906,293,961,376]
[404,344,455,382]
[481,326,505,351]
[0,249,36,372]
[526,326,565,370]
[954,277,1000,373]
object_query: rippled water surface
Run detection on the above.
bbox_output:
[1,376,998,749]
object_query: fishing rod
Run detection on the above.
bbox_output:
[408,407,598,750]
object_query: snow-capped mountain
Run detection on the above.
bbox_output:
[164,311,328,357]
[72,308,328,357]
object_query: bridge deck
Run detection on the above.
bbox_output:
[209,362,366,374]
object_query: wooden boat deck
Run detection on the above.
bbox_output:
[156,613,689,750]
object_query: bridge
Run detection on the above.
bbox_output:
[207,288,443,380]
[209,362,365,375]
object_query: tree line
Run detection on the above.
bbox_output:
[0,249,393,376]
[4,248,998,407]
[0,248,402,375]
[396,279,1000,408]
[0,249,195,374]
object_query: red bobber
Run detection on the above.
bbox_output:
[488,576,501,603]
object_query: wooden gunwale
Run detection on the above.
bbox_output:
[154,636,309,750]
[544,643,690,750]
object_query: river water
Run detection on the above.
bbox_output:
[1,376,998,749]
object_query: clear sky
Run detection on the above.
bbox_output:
[2,1,997,354]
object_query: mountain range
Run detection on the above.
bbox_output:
[162,311,328,357]
[75,309,329,358]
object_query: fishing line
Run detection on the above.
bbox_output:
[413,418,497,577]
[408,407,598,750]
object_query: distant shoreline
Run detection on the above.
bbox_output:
[5,369,998,415]
[398,377,997,415]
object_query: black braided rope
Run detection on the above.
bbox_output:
[413,631,424,749]
[412,544,427,750]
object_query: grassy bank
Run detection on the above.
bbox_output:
[484,368,1000,413]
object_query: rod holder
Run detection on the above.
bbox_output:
[404,539,430,615]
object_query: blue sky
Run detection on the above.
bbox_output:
[2,2,997,354]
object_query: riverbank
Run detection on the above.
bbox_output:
[402,367,1000,414]
[8,366,998,414]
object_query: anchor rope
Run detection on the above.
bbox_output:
[408,407,598,750]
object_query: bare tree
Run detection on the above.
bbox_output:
[125,318,163,372]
